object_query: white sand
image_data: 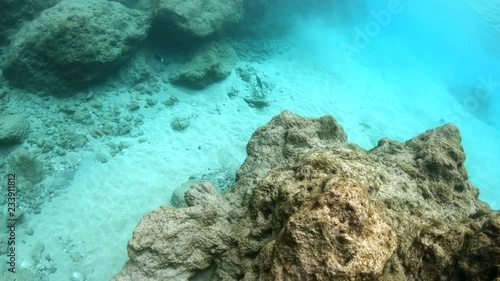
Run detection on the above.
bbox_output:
[13,26,500,280]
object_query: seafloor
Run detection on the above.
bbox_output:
[0,0,499,280]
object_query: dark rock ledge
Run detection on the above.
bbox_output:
[112,110,499,281]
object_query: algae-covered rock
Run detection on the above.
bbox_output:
[169,40,237,89]
[154,0,243,40]
[1,0,151,93]
[253,179,396,280]
[113,110,496,281]
[0,114,30,145]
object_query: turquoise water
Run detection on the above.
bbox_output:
[359,0,500,207]
[290,0,500,208]
[0,1,499,280]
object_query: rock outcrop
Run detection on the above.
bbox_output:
[1,0,151,93]
[112,110,498,281]
[169,40,237,89]
[153,0,243,40]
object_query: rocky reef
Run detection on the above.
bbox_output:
[0,0,245,93]
[112,110,499,281]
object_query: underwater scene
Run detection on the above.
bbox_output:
[0,0,499,280]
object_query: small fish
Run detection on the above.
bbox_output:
[255,75,263,89]
[154,52,164,63]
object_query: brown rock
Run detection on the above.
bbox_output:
[113,110,497,281]
[231,110,347,208]
[264,179,396,281]
[112,204,236,281]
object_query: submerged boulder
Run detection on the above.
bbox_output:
[169,40,237,89]
[113,110,497,281]
[0,114,30,145]
[1,0,151,93]
[153,0,243,40]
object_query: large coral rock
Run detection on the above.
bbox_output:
[1,0,151,93]
[154,0,243,40]
[169,40,237,89]
[113,110,498,281]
